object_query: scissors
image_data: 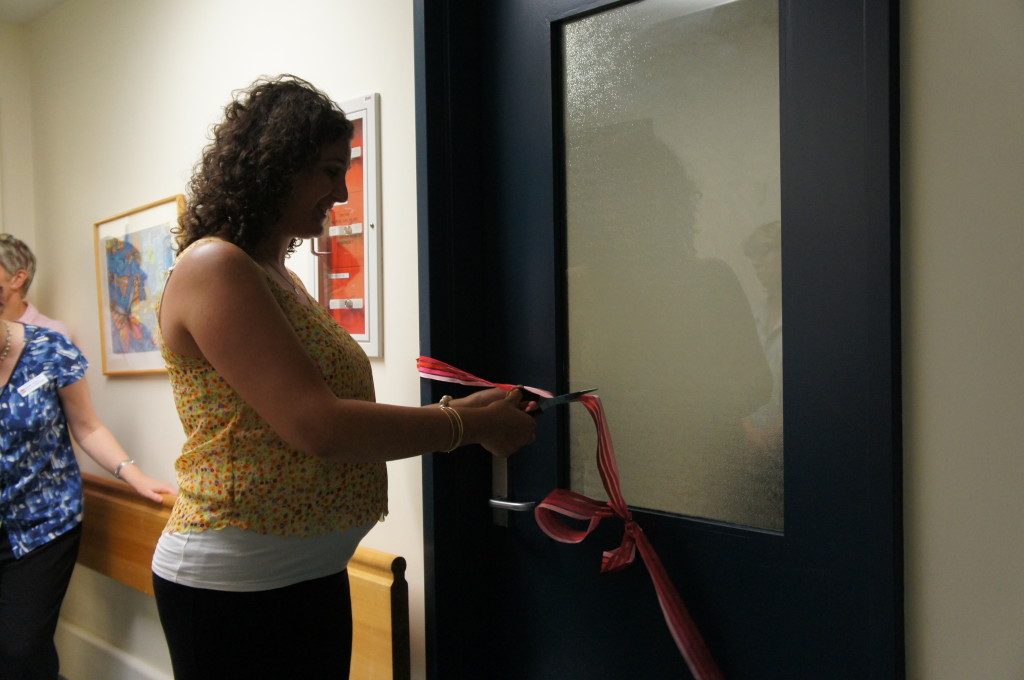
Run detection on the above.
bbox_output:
[524,388,597,414]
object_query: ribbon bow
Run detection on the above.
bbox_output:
[417,356,725,680]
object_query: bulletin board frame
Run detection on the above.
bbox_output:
[312,93,384,358]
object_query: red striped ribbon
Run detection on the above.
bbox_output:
[417,356,725,680]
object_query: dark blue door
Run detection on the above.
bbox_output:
[416,1,902,678]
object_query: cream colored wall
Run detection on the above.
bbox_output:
[7,1,426,678]
[901,0,1024,678]
[0,22,36,241]
[3,0,1023,679]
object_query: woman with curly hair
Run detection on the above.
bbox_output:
[153,75,536,679]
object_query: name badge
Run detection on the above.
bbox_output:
[17,373,50,397]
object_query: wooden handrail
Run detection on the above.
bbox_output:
[77,472,409,679]
[78,472,172,595]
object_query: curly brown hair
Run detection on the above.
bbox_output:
[175,74,354,256]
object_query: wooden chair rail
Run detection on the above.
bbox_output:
[78,472,410,679]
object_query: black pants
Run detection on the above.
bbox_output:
[153,569,353,680]
[0,524,82,680]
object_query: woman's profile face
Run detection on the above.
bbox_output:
[276,139,352,240]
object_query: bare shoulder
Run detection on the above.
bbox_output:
[173,239,256,280]
[166,240,271,304]
[162,239,273,357]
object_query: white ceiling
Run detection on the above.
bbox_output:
[0,0,68,25]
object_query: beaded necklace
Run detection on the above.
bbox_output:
[0,320,11,364]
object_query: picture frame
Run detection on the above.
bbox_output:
[93,195,183,375]
[308,92,384,358]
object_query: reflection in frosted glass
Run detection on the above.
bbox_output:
[564,0,783,529]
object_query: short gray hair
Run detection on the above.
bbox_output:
[0,233,37,294]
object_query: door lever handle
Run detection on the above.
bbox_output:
[488,498,537,512]
[491,457,534,526]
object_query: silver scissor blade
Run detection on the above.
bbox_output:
[534,388,598,412]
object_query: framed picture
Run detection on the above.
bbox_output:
[93,195,183,375]
[309,92,383,357]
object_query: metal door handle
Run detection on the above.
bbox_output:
[491,457,535,526]
[310,238,331,256]
[488,498,537,512]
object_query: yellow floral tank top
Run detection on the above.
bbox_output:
[160,240,387,536]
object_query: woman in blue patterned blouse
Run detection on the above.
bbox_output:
[0,319,173,680]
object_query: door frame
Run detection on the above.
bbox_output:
[415,1,902,677]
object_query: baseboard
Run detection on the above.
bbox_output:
[55,620,171,680]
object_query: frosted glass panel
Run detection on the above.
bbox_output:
[564,0,783,529]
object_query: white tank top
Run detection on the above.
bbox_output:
[151,523,374,592]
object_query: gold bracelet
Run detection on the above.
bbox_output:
[439,405,464,452]
[439,406,458,451]
[448,406,464,450]
[439,395,453,408]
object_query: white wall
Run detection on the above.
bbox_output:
[901,0,1024,677]
[5,1,426,678]
[2,1,1023,679]
[0,22,36,240]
